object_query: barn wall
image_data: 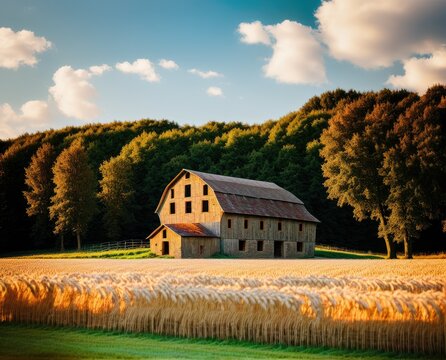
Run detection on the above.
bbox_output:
[149,226,181,258]
[158,172,223,235]
[181,237,220,258]
[220,214,316,258]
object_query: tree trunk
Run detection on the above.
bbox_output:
[76,229,81,250]
[383,234,397,259]
[403,230,413,259]
[378,211,397,259]
[60,234,65,252]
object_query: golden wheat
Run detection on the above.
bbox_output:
[0,259,445,355]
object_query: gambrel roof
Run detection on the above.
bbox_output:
[155,169,319,223]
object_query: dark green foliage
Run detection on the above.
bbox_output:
[1,89,445,253]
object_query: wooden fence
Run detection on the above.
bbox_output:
[82,239,149,252]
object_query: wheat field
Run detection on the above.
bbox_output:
[0,259,445,355]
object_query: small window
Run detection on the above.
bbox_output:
[228,219,232,229]
[244,219,248,229]
[170,188,174,198]
[162,229,167,238]
[260,221,264,230]
[185,172,190,179]
[202,200,209,212]
[239,240,246,251]
[257,240,264,251]
[185,184,191,197]
[278,222,282,231]
[203,184,208,195]
[185,201,192,213]
[199,245,204,256]
[296,242,303,252]
[299,223,303,232]
[170,202,175,214]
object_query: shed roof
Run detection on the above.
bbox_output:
[147,223,217,239]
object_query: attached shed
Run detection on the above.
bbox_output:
[148,223,220,258]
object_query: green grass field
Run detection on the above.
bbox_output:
[0,324,425,360]
[12,245,385,260]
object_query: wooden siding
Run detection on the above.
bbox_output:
[181,237,220,258]
[220,214,315,242]
[220,214,316,258]
[158,172,223,234]
[150,226,181,258]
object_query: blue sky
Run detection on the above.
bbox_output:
[0,0,445,139]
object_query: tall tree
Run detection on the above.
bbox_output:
[383,86,446,258]
[50,140,97,250]
[23,143,57,248]
[99,156,135,241]
[320,93,402,258]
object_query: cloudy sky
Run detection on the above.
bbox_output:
[1,0,445,139]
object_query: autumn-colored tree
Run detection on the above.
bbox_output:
[50,140,97,250]
[384,86,446,258]
[23,143,57,247]
[99,156,135,241]
[320,91,414,258]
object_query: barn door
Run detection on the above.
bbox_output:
[162,241,170,255]
[274,241,283,258]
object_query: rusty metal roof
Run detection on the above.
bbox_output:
[165,223,217,237]
[188,170,303,204]
[215,193,320,222]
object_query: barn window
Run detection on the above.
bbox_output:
[203,184,208,195]
[244,219,248,229]
[299,223,303,232]
[202,200,209,212]
[185,184,191,197]
[185,172,190,179]
[199,245,204,256]
[260,220,264,230]
[227,219,232,228]
[257,240,264,251]
[170,188,174,198]
[185,201,192,213]
[162,229,167,238]
[278,222,282,231]
[239,240,246,251]
[170,202,176,214]
[296,242,303,252]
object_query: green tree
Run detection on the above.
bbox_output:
[99,156,135,241]
[23,143,57,248]
[50,140,97,250]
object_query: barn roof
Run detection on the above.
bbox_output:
[147,223,217,239]
[155,169,319,223]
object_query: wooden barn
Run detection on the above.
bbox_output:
[147,169,319,258]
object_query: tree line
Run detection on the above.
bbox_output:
[0,86,444,255]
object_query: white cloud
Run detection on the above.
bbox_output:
[188,68,223,79]
[0,27,52,69]
[116,58,160,82]
[0,100,49,139]
[89,64,111,75]
[238,21,271,45]
[238,20,326,85]
[206,86,223,97]
[316,0,446,69]
[387,48,446,94]
[159,59,179,70]
[49,66,99,120]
